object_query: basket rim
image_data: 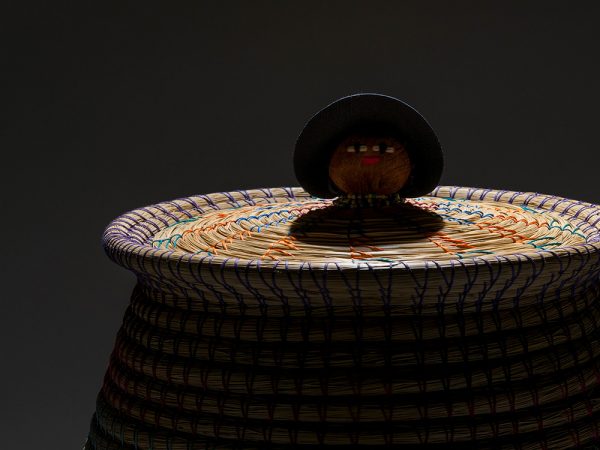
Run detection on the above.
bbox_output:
[102,185,600,274]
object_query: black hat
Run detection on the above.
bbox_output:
[294,93,444,198]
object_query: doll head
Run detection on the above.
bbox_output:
[294,93,443,200]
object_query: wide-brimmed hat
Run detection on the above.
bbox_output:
[294,93,444,198]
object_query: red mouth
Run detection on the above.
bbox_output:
[361,155,381,166]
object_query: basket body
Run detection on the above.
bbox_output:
[85,186,600,449]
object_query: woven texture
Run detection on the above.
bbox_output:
[85,186,600,449]
[151,196,588,262]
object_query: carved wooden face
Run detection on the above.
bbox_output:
[328,135,412,195]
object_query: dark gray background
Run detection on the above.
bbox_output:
[2,2,600,449]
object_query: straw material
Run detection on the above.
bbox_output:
[85,186,600,449]
[150,196,587,263]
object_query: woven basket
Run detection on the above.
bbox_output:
[84,186,600,449]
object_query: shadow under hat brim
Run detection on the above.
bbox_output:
[294,93,444,198]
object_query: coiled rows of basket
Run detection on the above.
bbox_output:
[86,278,600,449]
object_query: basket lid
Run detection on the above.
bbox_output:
[147,188,593,265]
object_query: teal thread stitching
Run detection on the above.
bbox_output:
[236,210,293,224]
[251,214,297,232]
[527,237,562,249]
[547,219,586,238]
[153,234,183,249]
[433,204,494,218]
[520,205,540,214]
[165,217,199,229]
[437,214,475,225]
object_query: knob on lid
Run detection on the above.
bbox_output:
[294,93,444,199]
